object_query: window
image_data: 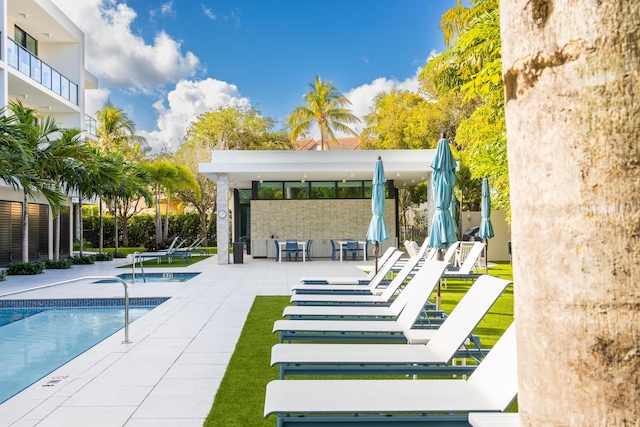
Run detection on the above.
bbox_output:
[337,181,363,198]
[257,182,283,199]
[15,26,37,55]
[284,182,309,199]
[311,182,336,199]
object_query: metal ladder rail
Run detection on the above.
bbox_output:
[132,252,146,284]
[0,276,133,343]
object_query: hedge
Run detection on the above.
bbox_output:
[82,212,217,249]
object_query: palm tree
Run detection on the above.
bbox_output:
[287,75,360,150]
[502,1,639,424]
[96,100,149,161]
[141,160,198,244]
[9,101,66,262]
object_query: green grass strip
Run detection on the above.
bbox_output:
[205,296,288,427]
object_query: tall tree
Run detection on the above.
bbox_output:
[422,0,507,212]
[502,1,639,424]
[141,160,197,244]
[287,75,360,150]
[186,106,291,151]
[9,101,66,262]
[174,141,217,246]
[96,100,149,161]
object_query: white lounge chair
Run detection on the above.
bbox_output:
[272,275,512,378]
[290,251,405,295]
[283,256,424,318]
[273,261,449,343]
[445,241,485,280]
[264,323,518,425]
[298,246,397,285]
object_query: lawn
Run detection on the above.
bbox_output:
[204,262,515,426]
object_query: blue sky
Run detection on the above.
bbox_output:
[52,0,459,152]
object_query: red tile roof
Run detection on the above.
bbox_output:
[294,137,361,151]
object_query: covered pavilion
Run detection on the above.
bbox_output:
[199,149,436,264]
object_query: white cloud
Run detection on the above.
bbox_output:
[160,1,175,17]
[85,87,111,117]
[52,0,199,91]
[139,78,251,153]
[342,73,420,134]
[201,3,217,20]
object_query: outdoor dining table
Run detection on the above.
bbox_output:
[278,240,307,262]
[336,240,367,262]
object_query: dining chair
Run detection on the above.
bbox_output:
[285,240,300,262]
[305,239,313,261]
[330,240,339,261]
[274,239,280,262]
[344,240,360,261]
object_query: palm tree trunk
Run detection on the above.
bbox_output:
[99,197,104,254]
[114,199,119,253]
[22,194,28,263]
[54,213,60,261]
[502,1,640,424]
[163,194,169,240]
[155,184,162,243]
[78,197,84,257]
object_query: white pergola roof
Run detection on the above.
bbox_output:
[199,149,436,189]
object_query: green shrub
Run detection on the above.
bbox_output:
[71,254,96,265]
[0,269,6,281]
[95,252,114,261]
[73,239,92,250]
[5,261,45,275]
[44,258,73,269]
[113,251,128,259]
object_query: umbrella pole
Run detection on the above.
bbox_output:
[436,248,444,310]
[374,242,379,274]
[484,239,489,274]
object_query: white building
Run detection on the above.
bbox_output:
[0,0,97,265]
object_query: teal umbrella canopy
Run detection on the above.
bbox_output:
[479,177,494,240]
[366,157,389,272]
[366,156,390,245]
[428,138,458,250]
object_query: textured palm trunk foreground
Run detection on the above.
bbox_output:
[501,1,639,425]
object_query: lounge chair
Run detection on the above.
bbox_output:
[469,412,521,427]
[284,256,423,319]
[290,254,417,305]
[299,247,397,285]
[273,260,449,343]
[290,251,404,295]
[403,240,419,257]
[137,237,190,264]
[272,275,512,377]
[445,241,485,280]
[264,323,518,426]
[174,237,207,257]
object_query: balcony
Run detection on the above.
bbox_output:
[84,115,97,136]
[7,38,78,106]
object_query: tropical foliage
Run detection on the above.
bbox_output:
[287,75,360,150]
[421,0,508,211]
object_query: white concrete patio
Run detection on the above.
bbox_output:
[0,253,371,426]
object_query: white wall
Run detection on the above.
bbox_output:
[459,210,511,261]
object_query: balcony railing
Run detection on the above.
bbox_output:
[84,114,97,136]
[7,38,79,106]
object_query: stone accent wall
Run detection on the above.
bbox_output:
[250,199,396,241]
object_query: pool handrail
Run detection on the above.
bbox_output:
[132,252,146,283]
[0,276,132,344]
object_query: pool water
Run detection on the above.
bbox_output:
[0,302,162,404]
[97,272,200,283]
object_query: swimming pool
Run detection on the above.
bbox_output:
[0,297,168,404]
[96,272,201,283]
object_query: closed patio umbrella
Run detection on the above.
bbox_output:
[366,156,390,273]
[478,177,494,274]
[428,135,457,310]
